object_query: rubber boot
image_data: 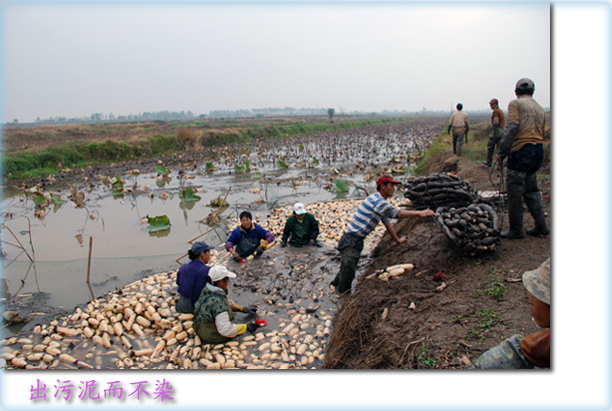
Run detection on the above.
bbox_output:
[523,172,549,236]
[337,272,354,295]
[500,208,525,239]
[501,170,525,239]
[484,136,494,166]
[335,248,360,294]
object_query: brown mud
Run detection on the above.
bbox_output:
[325,156,551,369]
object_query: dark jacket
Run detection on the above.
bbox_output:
[225,223,274,257]
[282,213,319,247]
[176,260,210,304]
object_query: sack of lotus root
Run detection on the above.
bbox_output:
[404,173,477,210]
[435,203,501,256]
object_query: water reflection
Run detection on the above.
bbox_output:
[148,228,171,238]
[1,119,443,337]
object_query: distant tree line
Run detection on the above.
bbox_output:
[10,104,528,127]
[24,110,200,126]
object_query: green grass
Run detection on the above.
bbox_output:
[465,329,485,340]
[414,122,492,176]
[3,134,183,179]
[464,310,503,341]
[416,344,439,368]
[477,309,502,331]
[4,116,418,180]
[477,274,507,301]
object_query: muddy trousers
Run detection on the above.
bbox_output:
[506,169,548,235]
[452,134,465,156]
[486,127,504,164]
[331,233,365,294]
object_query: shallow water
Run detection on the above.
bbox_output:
[1,123,439,338]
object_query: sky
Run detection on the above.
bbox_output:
[1,2,612,411]
[1,1,550,123]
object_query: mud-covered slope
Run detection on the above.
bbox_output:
[325,160,551,369]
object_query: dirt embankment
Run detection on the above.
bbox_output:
[324,155,551,369]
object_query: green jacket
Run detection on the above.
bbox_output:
[281,213,320,247]
[194,284,236,344]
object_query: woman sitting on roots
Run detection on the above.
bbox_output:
[193,265,261,343]
[175,241,215,313]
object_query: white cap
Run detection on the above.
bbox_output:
[209,265,237,283]
[293,203,307,215]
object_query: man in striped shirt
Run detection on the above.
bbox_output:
[330,174,435,294]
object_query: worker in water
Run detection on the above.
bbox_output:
[281,203,321,248]
[225,211,274,261]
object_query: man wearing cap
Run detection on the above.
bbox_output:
[175,241,215,313]
[469,257,550,369]
[330,174,435,294]
[281,203,320,248]
[447,103,469,156]
[483,98,506,166]
[496,78,549,239]
[193,265,261,343]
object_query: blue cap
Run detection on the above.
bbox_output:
[191,241,214,255]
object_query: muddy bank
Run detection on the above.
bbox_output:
[325,158,551,369]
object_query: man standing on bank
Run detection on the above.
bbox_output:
[496,78,549,239]
[447,103,469,156]
[330,175,435,294]
[483,98,506,166]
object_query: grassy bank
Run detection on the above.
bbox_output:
[3,116,416,180]
[413,119,551,176]
[413,122,492,175]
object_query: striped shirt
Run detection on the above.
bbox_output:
[346,193,400,237]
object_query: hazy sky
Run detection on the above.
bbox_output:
[2,2,550,123]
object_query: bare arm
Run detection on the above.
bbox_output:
[398,208,435,218]
[383,223,406,245]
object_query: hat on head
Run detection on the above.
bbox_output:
[515,78,535,91]
[191,241,215,255]
[522,257,550,305]
[489,98,499,105]
[209,265,237,283]
[293,203,307,215]
[376,174,401,186]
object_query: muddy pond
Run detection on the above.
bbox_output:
[0,120,443,346]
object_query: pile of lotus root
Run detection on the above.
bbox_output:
[435,203,501,256]
[403,173,477,210]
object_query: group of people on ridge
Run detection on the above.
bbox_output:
[451,77,551,369]
[173,77,550,370]
[449,77,549,240]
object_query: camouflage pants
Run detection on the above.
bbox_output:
[469,334,534,369]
